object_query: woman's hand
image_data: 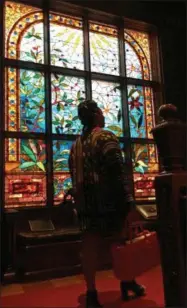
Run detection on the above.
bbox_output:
[73,208,78,216]
[126,208,141,225]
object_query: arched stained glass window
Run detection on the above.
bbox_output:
[5,2,44,62]
[2,0,162,208]
[125,29,152,80]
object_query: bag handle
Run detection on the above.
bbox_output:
[125,221,150,242]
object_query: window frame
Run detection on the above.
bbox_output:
[0,0,164,211]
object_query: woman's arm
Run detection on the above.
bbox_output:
[96,131,135,217]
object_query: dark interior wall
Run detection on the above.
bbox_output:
[65,0,186,122]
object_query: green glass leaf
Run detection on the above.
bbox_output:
[78,97,84,102]
[128,88,138,98]
[34,34,42,40]
[98,34,111,46]
[22,145,37,162]
[130,114,137,127]
[57,103,61,112]
[52,121,60,125]
[28,113,36,119]
[137,160,147,168]
[37,118,44,122]
[77,90,81,99]
[31,50,36,59]
[59,76,65,83]
[135,166,145,174]
[72,36,81,53]
[54,48,62,52]
[61,83,69,88]
[138,114,143,128]
[66,99,74,103]
[60,149,70,155]
[31,27,35,35]
[91,41,99,57]
[135,147,145,160]
[33,88,40,95]
[113,86,121,92]
[21,71,27,80]
[63,32,76,46]
[55,158,67,162]
[20,80,25,86]
[33,73,42,79]
[24,33,33,39]
[62,92,68,100]
[65,123,71,128]
[36,162,45,171]
[72,116,79,121]
[31,100,40,106]
[62,59,69,63]
[96,38,104,50]
[25,51,32,58]
[107,125,122,132]
[19,161,36,169]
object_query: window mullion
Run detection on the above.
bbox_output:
[44,0,53,208]
[83,15,92,100]
[119,22,129,137]
[119,21,135,199]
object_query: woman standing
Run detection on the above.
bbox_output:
[69,100,145,308]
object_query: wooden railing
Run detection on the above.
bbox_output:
[152,104,187,307]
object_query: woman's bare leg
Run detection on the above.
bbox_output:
[81,232,102,291]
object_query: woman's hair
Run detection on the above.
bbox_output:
[78,100,101,127]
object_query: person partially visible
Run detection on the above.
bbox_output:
[69,100,145,308]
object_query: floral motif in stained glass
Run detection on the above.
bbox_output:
[132,143,158,200]
[92,80,123,137]
[5,138,46,208]
[53,175,72,205]
[5,68,45,133]
[128,85,154,138]
[53,140,73,172]
[51,74,85,134]
[53,140,73,205]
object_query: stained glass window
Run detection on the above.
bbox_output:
[132,143,158,200]
[128,85,154,138]
[5,1,44,63]
[125,29,151,80]
[2,1,160,208]
[50,13,84,70]
[92,80,123,137]
[53,140,72,205]
[5,68,45,133]
[51,74,85,134]
[5,138,46,208]
[89,23,119,75]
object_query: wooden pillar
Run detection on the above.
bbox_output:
[151,104,187,307]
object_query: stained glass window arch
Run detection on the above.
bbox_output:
[1,0,162,209]
[125,30,151,80]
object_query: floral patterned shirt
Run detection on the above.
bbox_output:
[69,127,134,234]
